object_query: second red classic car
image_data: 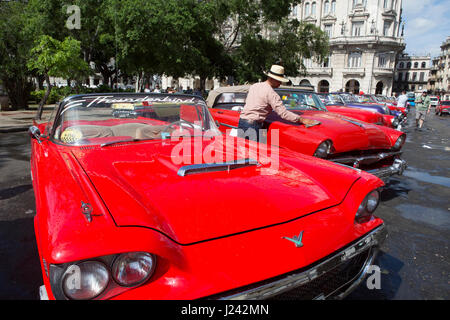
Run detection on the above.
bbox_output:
[435,100,450,116]
[30,93,387,300]
[207,85,407,181]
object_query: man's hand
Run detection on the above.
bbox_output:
[300,117,321,128]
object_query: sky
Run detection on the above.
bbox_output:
[402,0,450,57]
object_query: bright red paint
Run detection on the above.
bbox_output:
[208,87,406,175]
[435,100,450,116]
[31,93,386,300]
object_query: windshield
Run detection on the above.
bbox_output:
[339,93,359,103]
[52,94,220,146]
[442,101,450,105]
[276,90,327,111]
[317,93,345,105]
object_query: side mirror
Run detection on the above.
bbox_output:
[28,126,42,144]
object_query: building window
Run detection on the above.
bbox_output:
[311,2,316,16]
[407,62,411,69]
[378,54,387,68]
[399,62,404,69]
[414,62,418,68]
[406,72,410,81]
[383,21,391,36]
[421,62,426,68]
[324,1,330,14]
[352,22,364,36]
[322,55,331,67]
[331,1,336,13]
[412,72,417,81]
[305,3,310,17]
[291,4,298,17]
[303,58,313,68]
[420,72,425,82]
[348,52,362,68]
[384,0,389,9]
[324,24,333,38]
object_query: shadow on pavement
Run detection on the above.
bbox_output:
[0,184,33,201]
[0,217,41,300]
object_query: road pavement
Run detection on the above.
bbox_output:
[0,108,448,300]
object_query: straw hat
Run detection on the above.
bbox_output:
[264,65,290,83]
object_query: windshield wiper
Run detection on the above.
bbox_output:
[303,103,322,110]
[100,138,147,147]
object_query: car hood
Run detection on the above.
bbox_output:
[287,110,393,151]
[71,138,362,244]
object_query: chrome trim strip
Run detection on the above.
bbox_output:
[178,159,259,176]
[216,225,387,300]
[218,122,239,129]
[331,151,403,166]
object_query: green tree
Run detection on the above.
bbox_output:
[27,35,90,119]
[205,0,328,83]
[0,1,34,110]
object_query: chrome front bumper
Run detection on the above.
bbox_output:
[367,158,407,181]
[215,225,387,300]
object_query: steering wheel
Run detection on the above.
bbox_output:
[160,121,195,135]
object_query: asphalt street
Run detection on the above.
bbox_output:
[0,108,448,300]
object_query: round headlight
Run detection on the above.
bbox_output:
[112,252,155,287]
[314,141,332,158]
[62,261,109,300]
[355,189,380,223]
[393,135,406,150]
[366,190,380,213]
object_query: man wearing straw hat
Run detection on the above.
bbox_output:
[238,64,321,142]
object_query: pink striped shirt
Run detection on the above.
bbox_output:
[240,82,301,123]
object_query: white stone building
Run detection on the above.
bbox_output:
[393,53,431,94]
[430,36,450,100]
[289,0,405,95]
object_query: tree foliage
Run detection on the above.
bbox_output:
[0,0,330,108]
[27,35,89,117]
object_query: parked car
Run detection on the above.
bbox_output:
[30,92,387,300]
[429,96,439,108]
[406,92,416,107]
[361,94,407,117]
[336,93,402,128]
[435,100,450,116]
[317,93,390,127]
[207,85,407,181]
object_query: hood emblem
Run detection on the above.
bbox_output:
[81,201,102,222]
[282,231,304,248]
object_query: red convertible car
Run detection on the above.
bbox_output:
[207,85,407,181]
[435,100,450,116]
[316,93,391,127]
[30,93,387,300]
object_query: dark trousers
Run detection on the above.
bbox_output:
[237,118,264,142]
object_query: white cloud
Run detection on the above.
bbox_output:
[402,0,450,57]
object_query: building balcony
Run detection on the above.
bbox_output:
[373,67,394,76]
[343,67,365,77]
[306,67,333,76]
[330,35,405,49]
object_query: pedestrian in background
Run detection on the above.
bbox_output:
[415,90,431,130]
[397,90,408,109]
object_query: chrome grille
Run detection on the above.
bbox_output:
[272,249,370,300]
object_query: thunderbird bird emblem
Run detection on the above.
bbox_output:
[282,231,304,248]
